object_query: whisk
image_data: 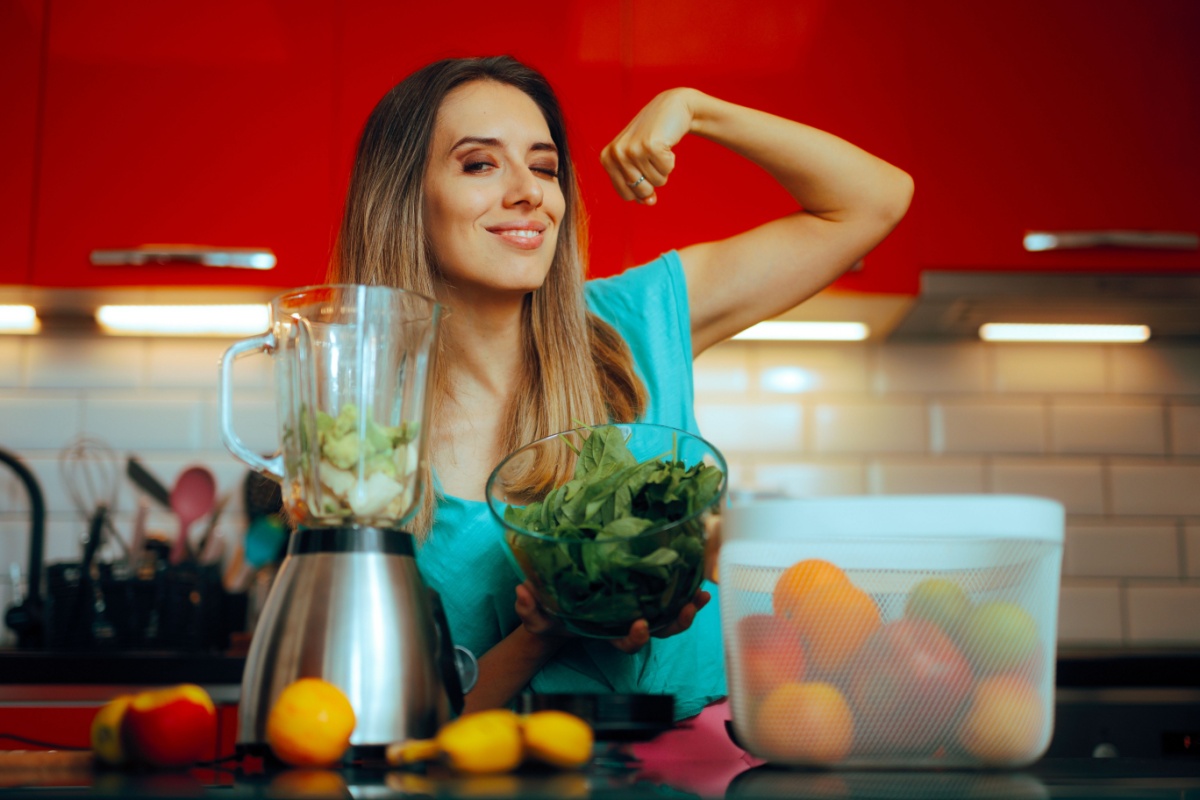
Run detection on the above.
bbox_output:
[58,435,129,558]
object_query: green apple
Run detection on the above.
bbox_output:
[959,601,1039,675]
[904,578,972,639]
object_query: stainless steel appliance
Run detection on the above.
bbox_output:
[219,284,470,759]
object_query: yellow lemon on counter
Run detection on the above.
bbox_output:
[266,678,357,768]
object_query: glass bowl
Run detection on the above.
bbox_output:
[486,423,728,638]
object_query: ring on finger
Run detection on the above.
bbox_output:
[628,174,647,189]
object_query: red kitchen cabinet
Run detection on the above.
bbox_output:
[882,0,1200,294]
[0,706,93,751]
[30,0,338,290]
[625,0,1198,297]
[0,0,44,286]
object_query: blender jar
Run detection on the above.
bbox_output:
[219,284,440,529]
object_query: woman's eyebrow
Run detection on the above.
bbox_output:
[448,136,558,155]
[450,136,502,153]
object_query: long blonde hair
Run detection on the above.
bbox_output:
[330,56,646,537]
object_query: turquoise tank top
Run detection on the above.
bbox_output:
[416,251,727,720]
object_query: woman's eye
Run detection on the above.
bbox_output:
[463,160,495,173]
[532,165,559,179]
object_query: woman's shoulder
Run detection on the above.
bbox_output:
[585,250,683,304]
[584,250,687,331]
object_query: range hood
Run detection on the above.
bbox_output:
[889,272,1200,340]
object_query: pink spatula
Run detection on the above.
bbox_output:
[169,465,217,565]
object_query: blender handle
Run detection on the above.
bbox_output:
[427,588,470,715]
[218,333,284,481]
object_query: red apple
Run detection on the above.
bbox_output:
[849,617,973,754]
[736,614,806,698]
[122,684,217,768]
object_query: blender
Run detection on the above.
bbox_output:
[218,284,472,761]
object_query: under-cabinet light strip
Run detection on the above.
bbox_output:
[733,321,870,341]
[96,304,269,336]
[979,323,1150,343]
[0,305,39,334]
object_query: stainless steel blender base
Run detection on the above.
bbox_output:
[237,527,460,748]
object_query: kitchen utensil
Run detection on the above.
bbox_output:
[0,447,46,648]
[487,423,727,638]
[77,506,116,645]
[719,495,1064,770]
[168,465,217,566]
[59,436,128,559]
[128,497,150,575]
[125,457,173,509]
[219,284,465,754]
[195,490,233,561]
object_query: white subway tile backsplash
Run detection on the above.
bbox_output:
[693,344,751,395]
[147,338,254,390]
[2,331,1197,653]
[991,458,1105,515]
[1110,463,1200,516]
[1057,583,1124,645]
[19,454,88,515]
[875,342,988,394]
[694,404,802,454]
[84,392,207,451]
[932,400,1044,454]
[1052,401,1166,455]
[27,337,145,389]
[752,460,867,497]
[813,402,926,454]
[869,458,987,495]
[201,393,279,455]
[991,344,1107,394]
[755,342,869,394]
[0,338,23,387]
[1063,523,1181,578]
[0,392,84,451]
[1171,404,1200,456]
[1186,524,1200,579]
[1126,583,1200,644]
[1112,344,1200,395]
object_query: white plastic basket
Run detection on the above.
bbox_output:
[719,495,1064,769]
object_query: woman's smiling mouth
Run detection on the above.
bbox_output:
[487,223,548,249]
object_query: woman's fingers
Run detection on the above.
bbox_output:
[601,145,666,204]
[611,619,651,654]
[515,582,564,637]
[609,590,714,653]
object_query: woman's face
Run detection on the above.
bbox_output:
[423,80,566,303]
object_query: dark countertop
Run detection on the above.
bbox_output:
[1,755,1200,799]
[1,646,1197,690]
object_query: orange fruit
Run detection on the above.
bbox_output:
[266,678,357,768]
[783,583,881,677]
[772,559,851,620]
[958,675,1045,764]
[753,681,854,765]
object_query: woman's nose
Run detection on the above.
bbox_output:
[504,166,543,208]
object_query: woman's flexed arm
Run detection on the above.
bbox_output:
[601,88,914,356]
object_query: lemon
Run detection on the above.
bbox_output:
[266,678,357,768]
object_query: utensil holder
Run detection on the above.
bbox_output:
[44,560,247,652]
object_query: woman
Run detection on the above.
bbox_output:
[330,56,912,721]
